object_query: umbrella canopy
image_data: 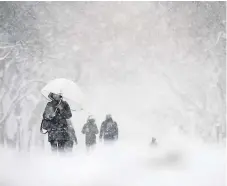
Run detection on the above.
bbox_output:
[41,78,84,111]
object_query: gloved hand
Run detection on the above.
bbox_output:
[56,103,64,111]
[45,112,55,120]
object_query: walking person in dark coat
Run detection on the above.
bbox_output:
[99,114,118,143]
[41,92,72,152]
[82,116,99,152]
[150,137,158,147]
[65,119,78,152]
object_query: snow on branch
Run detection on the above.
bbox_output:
[162,73,202,111]
[0,79,46,125]
[0,45,16,49]
[0,51,11,61]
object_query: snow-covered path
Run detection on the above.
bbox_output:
[0,139,225,186]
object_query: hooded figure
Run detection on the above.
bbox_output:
[41,92,72,152]
[99,114,118,142]
[82,116,99,150]
[150,137,157,147]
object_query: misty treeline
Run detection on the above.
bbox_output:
[0,2,226,151]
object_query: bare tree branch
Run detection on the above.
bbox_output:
[0,51,11,61]
[162,73,202,111]
[0,44,18,49]
[0,79,46,125]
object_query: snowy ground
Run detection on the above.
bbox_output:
[0,135,225,186]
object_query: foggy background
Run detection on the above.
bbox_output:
[0,2,226,186]
[0,1,225,148]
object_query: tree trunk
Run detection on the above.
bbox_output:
[0,124,5,145]
[27,128,33,151]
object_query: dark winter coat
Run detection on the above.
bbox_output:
[99,119,118,141]
[82,121,99,146]
[67,119,77,144]
[42,99,72,142]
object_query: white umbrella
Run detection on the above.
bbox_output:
[41,78,84,111]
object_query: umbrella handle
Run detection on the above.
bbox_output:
[54,99,62,114]
[53,99,82,112]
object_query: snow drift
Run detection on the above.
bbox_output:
[0,134,225,186]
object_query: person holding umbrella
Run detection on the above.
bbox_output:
[40,78,84,152]
[41,92,72,152]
